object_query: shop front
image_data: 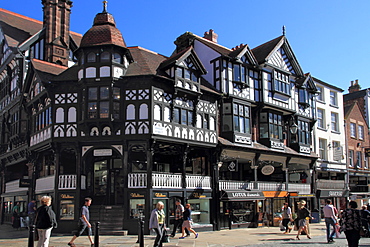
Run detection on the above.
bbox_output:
[262,191,288,226]
[220,190,264,229]
[186,190,212,230]
[317,189,349,217]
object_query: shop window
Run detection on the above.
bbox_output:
[60,199,74,220]
[130,199,145,218]
[188,199,209,224]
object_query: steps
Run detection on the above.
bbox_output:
[89,205,128,235]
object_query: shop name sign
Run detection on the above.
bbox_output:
[130,193,144,198]
[19,179,31,187]
[328,191,342,197]
[192,192,206,198]
[154,193,167,198]
[231,192,261,197]
[61,194,74,199]
[93,149,112,156]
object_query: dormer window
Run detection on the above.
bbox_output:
[233,63,246,84]
[176,67,198,83]
[273,71,290,95]
[87,52,96,63]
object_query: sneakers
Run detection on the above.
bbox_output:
[170,234,175,238]
[179,236,185,239]
[195,233,199,239]
[328,239,335,243]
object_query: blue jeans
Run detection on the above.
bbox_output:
[325,217,336,241]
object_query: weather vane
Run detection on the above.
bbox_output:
[103,0,108,13]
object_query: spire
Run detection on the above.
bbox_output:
[103,0,108,13]
[282,25,286,36]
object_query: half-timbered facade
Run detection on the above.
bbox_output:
[1,1,320,233]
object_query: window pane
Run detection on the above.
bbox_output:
[88,87,98,100]
[101,52,110,62]
[244,118,250,134]
[87,52,96,63]
[185,69,191,80]
[233,64,240,81]
[113,53,121,63]
[181,109,187,125]
[234,115,239,132]
[113,87,120,100]
[113,102,120,119]
[100,101,109,118]
[173,108,180,123]
[188,111,193,126]
[100,87,109,100]
[88,102,97,118]
[239,117,244,133]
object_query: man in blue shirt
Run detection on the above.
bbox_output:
[68,198,94,247]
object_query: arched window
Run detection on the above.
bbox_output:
[139,104,148,119]
[126,104,135,120]
[87,52,96,63]
[68,107,77,123]
[154,105,161,120]
[164,107,171,122]
[210,116,215,131]
[113,53,122,63]
[56,108,64,123]
[101,52,110,62]
[196,114,202,128]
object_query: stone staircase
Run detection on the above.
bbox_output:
[89,205,128,235]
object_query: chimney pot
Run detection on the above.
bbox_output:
[203,29,218,43]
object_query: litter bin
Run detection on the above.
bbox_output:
[311,212,320,223]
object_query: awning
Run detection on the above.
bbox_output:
[221,190,265,201]
[263,191,288,198]
[317,189,349,198]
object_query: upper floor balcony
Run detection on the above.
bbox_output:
[128,173,211,189]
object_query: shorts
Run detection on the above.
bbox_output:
[75,224,92,237]
[182,220,192,229]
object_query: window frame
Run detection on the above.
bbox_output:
[319,138,327,160]
[350,123,357,138]
[233,103,251,134]
[317,108,324,129]
[331,112,339,132]
[273,70,290,95]
[329,91,337,106]
[358,125,364,140]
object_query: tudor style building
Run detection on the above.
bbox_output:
[0,1,319,233]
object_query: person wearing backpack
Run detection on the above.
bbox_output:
[35,196,57,247]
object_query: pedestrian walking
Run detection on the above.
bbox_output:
[28,199,37,227]
[295,200,311,240]
[170,199,190,238]
[360,205,370,235]
[68,198,94,247]
[35,196,57,247]
[12,202,21,229]
[179,203,198,239]
[323,199,337,243]
[340,201,362,247]
[149,201,166,247]
[281,202,293,234]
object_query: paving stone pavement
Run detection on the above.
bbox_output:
[1,222,370,246]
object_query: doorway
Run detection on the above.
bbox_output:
[93,157,123,205]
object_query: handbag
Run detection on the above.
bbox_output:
[162,229,170,243]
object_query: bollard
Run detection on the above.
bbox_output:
[94,222,100,247]
[136,217,144,246]
[139,218,144,247]
[28,224,35,247]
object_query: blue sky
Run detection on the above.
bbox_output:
[2,0,370,92]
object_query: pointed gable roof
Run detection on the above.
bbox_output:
[159,46,206,74]
[296,73,317,92]
[228,44,258,66]
[252,35,304,76]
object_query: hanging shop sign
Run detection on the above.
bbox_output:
[261,165,274,175]
[365,148,370,157]
[19,179,31,187]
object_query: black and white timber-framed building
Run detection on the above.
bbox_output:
[0,1,319,233]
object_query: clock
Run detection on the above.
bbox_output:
[113,66,123,78]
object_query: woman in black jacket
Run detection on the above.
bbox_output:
[295,200,311,240]
[35,196,57,247]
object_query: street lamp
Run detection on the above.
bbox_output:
[290,121,298,135]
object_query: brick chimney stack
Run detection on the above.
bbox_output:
[42,0,73,66]
[348,79,361,93]
[203,29,218,43]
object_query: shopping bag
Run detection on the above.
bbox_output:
[335,223,340,238]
